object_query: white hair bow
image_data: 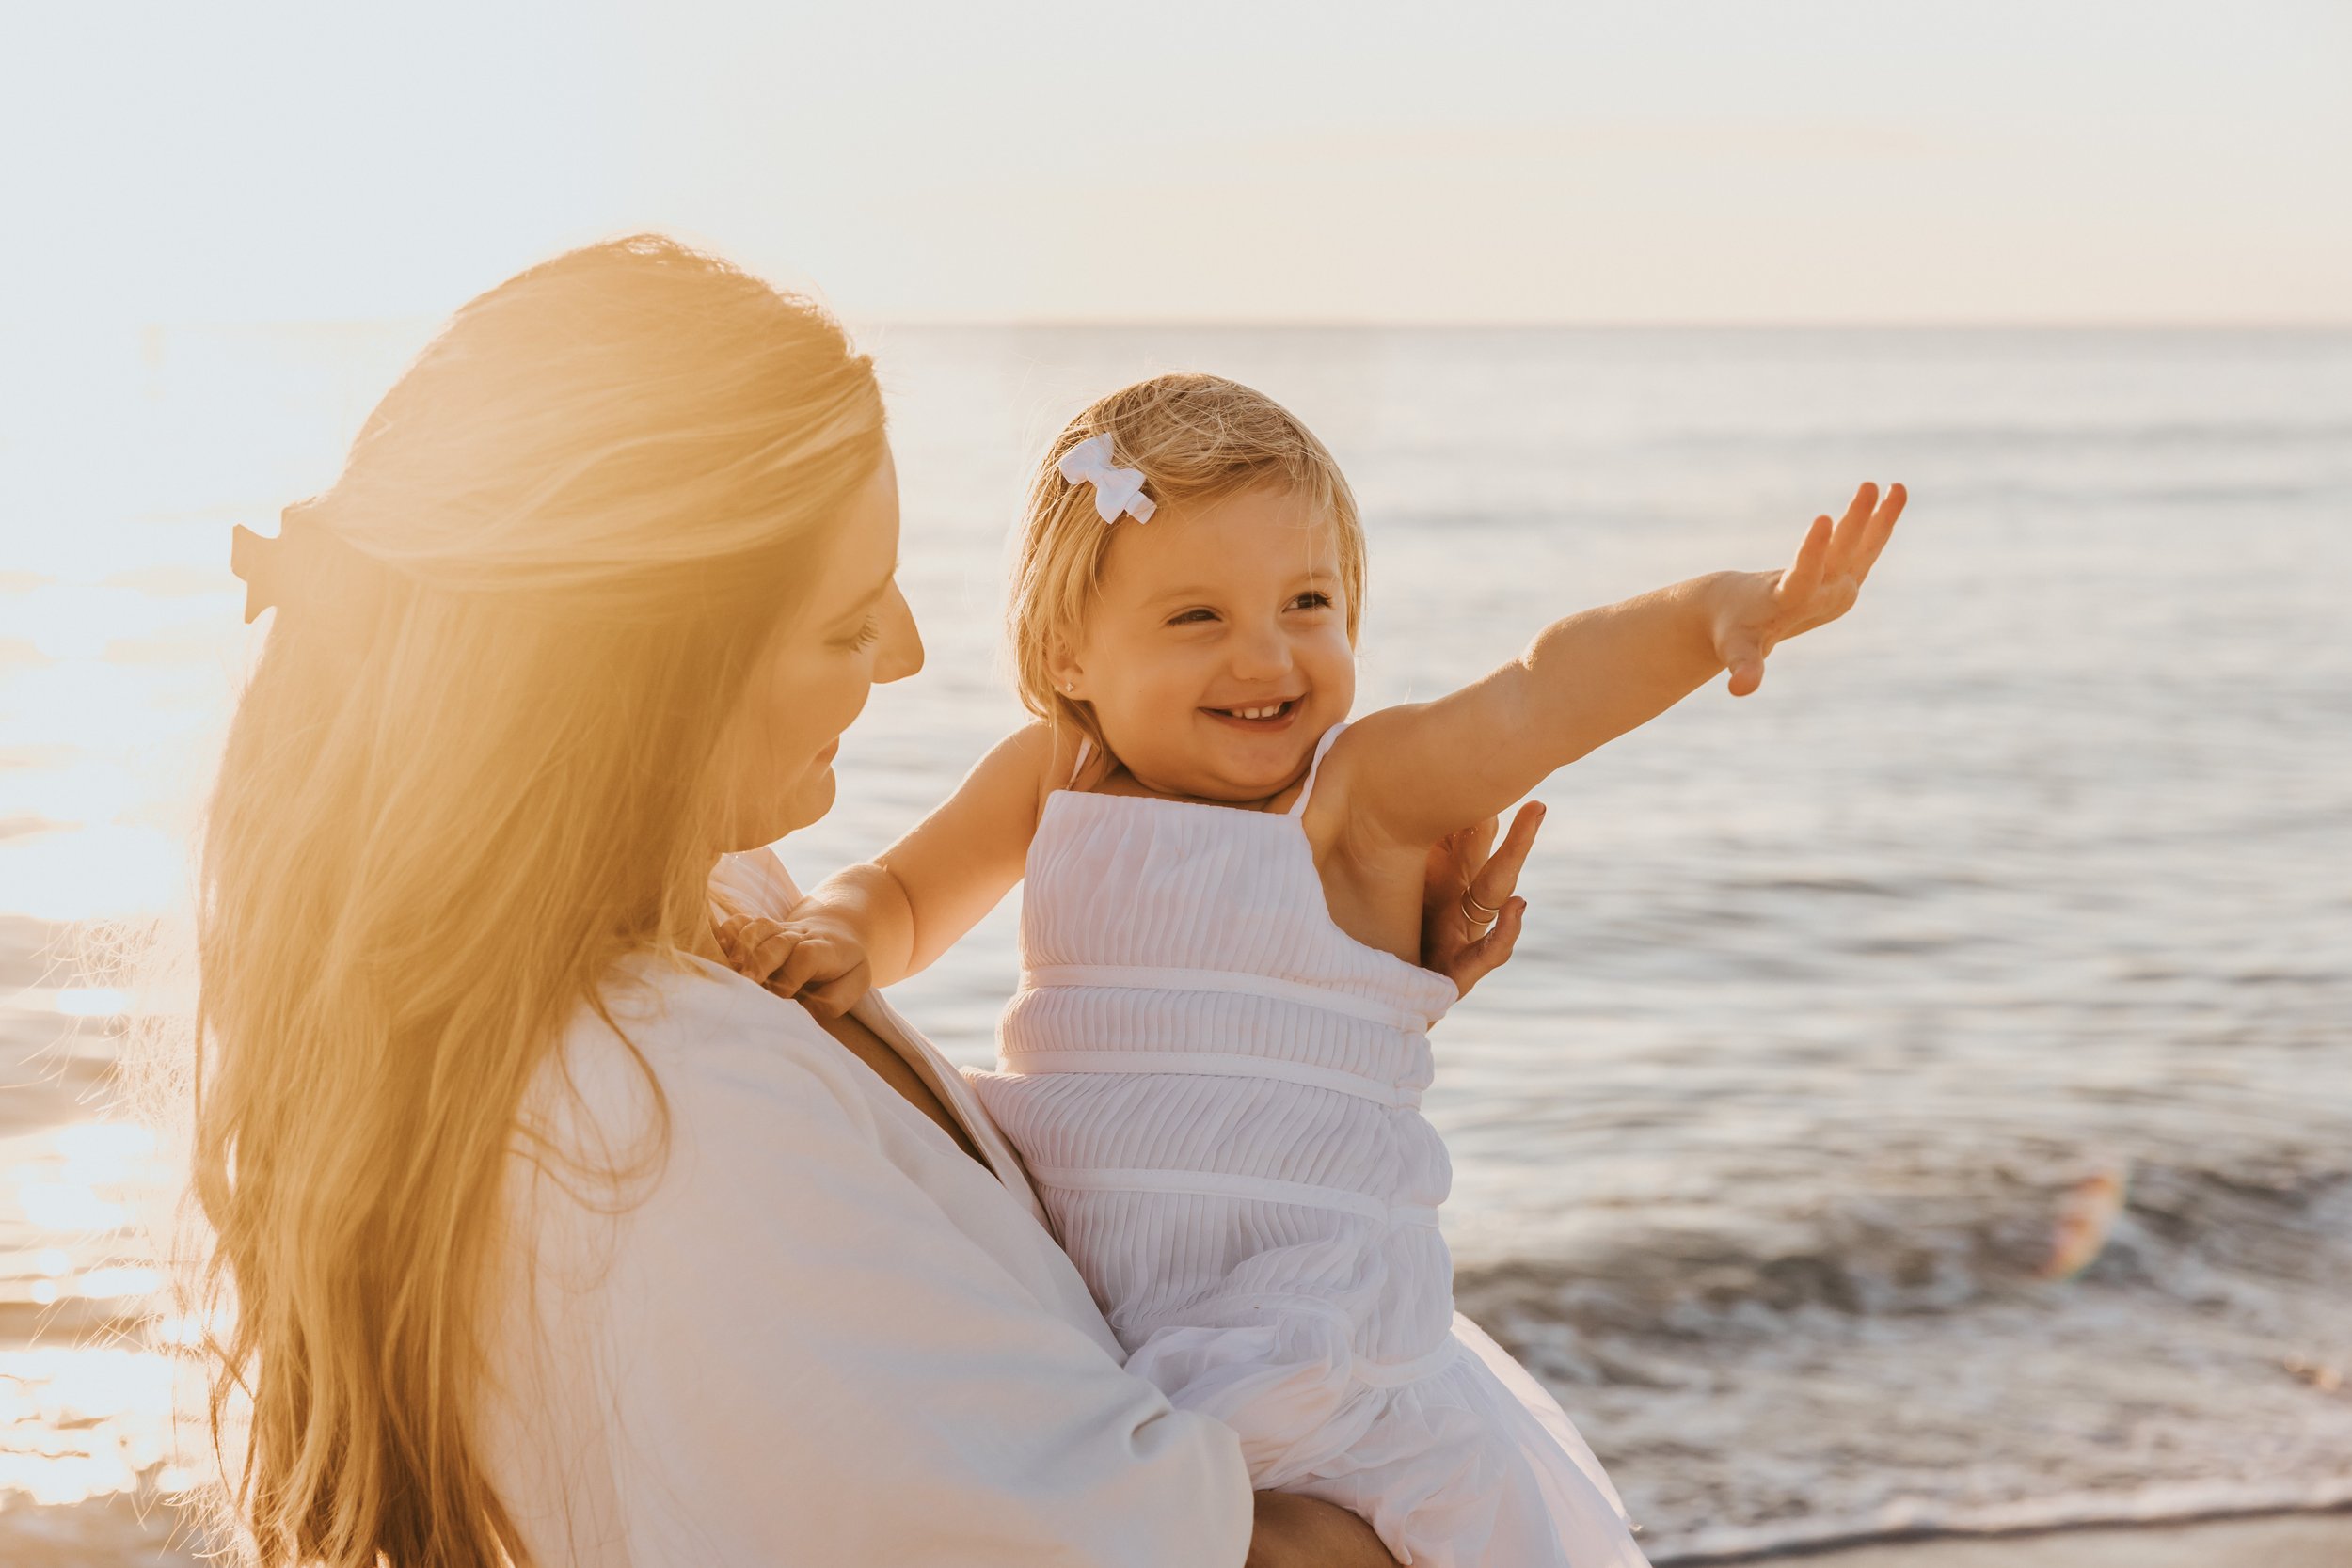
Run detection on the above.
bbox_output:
[1057,433,1156,524]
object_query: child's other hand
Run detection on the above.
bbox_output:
[713,910,875,1018]
[1711,481,1906,696]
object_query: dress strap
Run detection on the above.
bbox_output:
[1286,722,1349,816]
[1068,736,1095,789]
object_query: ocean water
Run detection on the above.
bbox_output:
[2,324,2348,1560]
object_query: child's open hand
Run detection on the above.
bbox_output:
[1711,481,1906,696]
[714,906,874,1019]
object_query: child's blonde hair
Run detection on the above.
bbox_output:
[1009,372,1366,753]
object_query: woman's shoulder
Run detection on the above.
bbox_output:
[708,846,802,922]
[529,951,882,1176]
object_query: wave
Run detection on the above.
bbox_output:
[1455,1157,2352,1560]
[1459,1156,2352,1348]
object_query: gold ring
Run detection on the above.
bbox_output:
[1460,888,1502,925]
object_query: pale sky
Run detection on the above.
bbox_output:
[4,0,2349,325]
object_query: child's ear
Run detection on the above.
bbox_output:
[1045,641,1088,701]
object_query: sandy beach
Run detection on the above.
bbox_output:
[1684,1513,2352,1560]
[1718,1510,2352,1567]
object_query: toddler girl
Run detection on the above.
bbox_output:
[725,374,1903,1565]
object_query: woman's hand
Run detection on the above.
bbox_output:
[1709,480,1906,696]
[1247,1491,1403,1568]
[1421,800,1545,998]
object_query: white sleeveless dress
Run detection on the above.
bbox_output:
[971,728,1648,1567]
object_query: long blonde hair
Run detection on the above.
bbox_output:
[191,235,884,1567]
[1007,373,1365,756]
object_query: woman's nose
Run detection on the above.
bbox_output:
[876,581,924,684]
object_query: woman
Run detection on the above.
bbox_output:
[194,235,1542,1567]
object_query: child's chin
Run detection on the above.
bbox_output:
[1209,747,1317,795]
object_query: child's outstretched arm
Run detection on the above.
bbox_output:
[721,724,1060,1015]
[1340,482,1904,849]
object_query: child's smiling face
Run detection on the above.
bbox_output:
[1056,483,1357,803]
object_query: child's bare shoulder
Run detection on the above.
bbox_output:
[981,721,1088,817]
[1303,703,1452,858]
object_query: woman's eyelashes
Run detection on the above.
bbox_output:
[835,571,900,650]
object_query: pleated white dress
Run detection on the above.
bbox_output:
[972,728,1649,1567]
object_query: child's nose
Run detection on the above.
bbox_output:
[1229,620,1293,682]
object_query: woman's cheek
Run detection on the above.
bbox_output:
[834,649,879,734]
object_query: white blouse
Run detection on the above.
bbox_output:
[477,849,1252,1566]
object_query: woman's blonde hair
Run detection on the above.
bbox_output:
[1007,373,1365,755]
[189,234,884,1567]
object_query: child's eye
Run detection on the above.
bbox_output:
[1288,591,1333,611]
[1167,609,1218,626]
